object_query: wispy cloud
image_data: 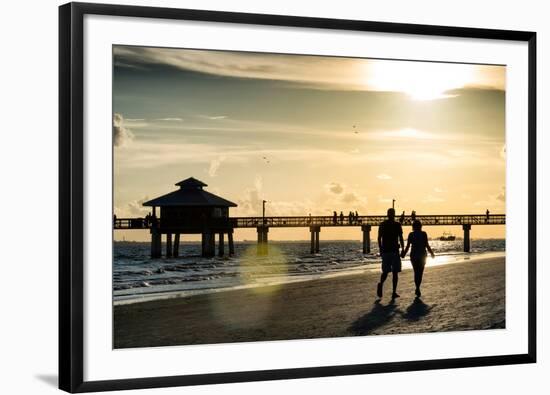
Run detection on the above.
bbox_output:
[376,174,392,180]
[199,115,227,120]
[156,117,183,121]
[114,46,505,93]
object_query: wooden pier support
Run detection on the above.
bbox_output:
[151,229,162,258]
[228,229,235,255]
[309,226,320,253]
[257,226,269,255]
[173,234,180,257]
[166,233,173,257]
[463,224,471,252]
[201,232,215,257]
[362,225,371,254]
[218,232,225,257]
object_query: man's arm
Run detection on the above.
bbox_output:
[399,225,404,250]
[377,224,383,251]
[425,232,435,258]
[402,237,411,258]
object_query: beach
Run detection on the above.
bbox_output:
[114,256,505,348]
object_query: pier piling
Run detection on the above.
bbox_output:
[362,225,371,254]
[462,224,471,252]
[309,226,320,253]
[257,226,269,255]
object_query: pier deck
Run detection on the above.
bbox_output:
[114,214,505,258]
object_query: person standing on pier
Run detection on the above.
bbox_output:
[340,211,344,224]
[401,220,435,297]
[333,211,338,225]
[377,208,404,299]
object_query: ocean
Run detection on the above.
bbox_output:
[113,239,505,303]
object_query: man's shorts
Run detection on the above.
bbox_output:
[381,251,402,273]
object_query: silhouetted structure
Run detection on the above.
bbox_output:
[114,178,505,257]
[143,177,237,258]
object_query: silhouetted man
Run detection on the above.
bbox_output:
[377,208,404,299]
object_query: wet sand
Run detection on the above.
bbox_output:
[114,256,505,349]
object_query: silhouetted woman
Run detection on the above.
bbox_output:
[401,220,434,297]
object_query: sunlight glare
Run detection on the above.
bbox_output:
[366,60,476,101]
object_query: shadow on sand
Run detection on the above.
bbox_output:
[349,299,401,335]
[402,298,435,321]
[350,298,436,335]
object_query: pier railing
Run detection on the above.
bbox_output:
[114,214,505,230]
[229,214,505,228]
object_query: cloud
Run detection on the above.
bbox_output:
[434,187,444,193]
[234,176,265,216]
[234,176,315,216]
[113,113,135,147]
[325,182,344,195]
[208,156,225,177]
[115,196,150,217]
[156,117,183,121]
[376,173,392,180]
[200,115,227,120]
[341,192,359,203]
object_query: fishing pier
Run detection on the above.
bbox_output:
[114,178,506,258]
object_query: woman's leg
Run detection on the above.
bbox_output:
[411,259,421,288]
[416,257,426,292]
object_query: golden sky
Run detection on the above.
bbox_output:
[113,46,505,241]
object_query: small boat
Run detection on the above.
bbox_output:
[439,232,456,241]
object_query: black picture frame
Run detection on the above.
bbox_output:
[59,2,537,393]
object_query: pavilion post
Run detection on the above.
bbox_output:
[173,233,180,257]
[228,229,235,255]
[151,229,161,258]
[218,232,225,256]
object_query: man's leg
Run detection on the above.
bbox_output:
[377,271,388,297]
[392,271,399,297]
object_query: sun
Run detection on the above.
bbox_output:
[365,60,476,101]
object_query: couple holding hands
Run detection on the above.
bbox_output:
[377,208,435,299]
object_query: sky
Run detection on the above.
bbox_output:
[113,45,506,241]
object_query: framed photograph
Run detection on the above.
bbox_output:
[59,2,536,392]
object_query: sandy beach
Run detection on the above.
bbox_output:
[114,256,505,349]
